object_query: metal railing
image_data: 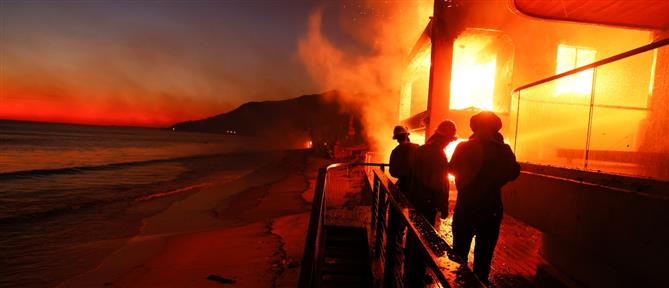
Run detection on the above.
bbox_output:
[512,38,669,93]
[297,162,387,288]
[369,168,482,288]
[298,162,482,287]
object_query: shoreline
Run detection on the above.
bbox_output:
[61,150,326,287]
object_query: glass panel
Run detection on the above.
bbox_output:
[588,49,657,178]
[411,75,430,116]
[514,79,590,169]
[513,44,669,181]
[400,46,431,120]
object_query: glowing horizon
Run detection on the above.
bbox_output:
[0,1,325,127]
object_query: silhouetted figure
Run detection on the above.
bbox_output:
[449,111,520,284]
[409,120,457,225]
[389,125,419,195]
[405,120,457,287]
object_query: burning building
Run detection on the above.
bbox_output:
[298,1,669,287]
[399,0,669,286]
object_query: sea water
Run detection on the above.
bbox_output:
[0,120,263,287]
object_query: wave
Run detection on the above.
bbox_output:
[0,183,210,225]
[0,153,229,180]
[135,183,210,201]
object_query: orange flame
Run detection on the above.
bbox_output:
[450,34,497,111]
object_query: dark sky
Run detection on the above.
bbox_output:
[0,0,373,126]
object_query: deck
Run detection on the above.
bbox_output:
[299,163,554,288]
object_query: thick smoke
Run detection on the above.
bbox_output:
[298,1,432,157]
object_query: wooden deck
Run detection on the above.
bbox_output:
[322,166,548,287]
[437,189,547,287]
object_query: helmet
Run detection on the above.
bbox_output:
[470,111,502,133]
[434,120,456,138]
[392,125,410,139]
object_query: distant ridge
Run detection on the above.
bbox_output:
[171,92,363,146]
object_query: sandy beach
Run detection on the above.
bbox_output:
[61,150,329,288]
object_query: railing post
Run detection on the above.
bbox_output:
[383,204,405,288]
[375,185,387,259]
[513,90,521,153]
[298,167,328,288]
[371,173,379,230]
[584,67,597,170]
[403,230,422,287]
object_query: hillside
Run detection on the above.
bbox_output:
[170,92,363,148]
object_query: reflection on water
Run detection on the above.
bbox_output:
[0,120,262,287]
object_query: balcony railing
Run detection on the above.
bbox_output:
[298,162,482,287]
[511,37,669,181]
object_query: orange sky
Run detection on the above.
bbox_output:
[0,1,322,127]
[0,1,432,127]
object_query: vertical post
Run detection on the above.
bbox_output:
[298,167,328,288]
[513,91,521,153]
[584,67,597,169]
[403,231,421,287]
[375,186,387,259]
[383,205,405,288]
[372,173,379,230]
[426,0,462,137]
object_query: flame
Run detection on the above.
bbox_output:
[444,138,467,181]
[409,131,464,181]
[450,34,497,111]
[444,138,466,160]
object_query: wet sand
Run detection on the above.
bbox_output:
[61,150,328,288]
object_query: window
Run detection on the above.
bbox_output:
[450,33,497,110]
[554,45,596,96]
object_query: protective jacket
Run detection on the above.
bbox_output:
[449,134,520,223]
[409,142,449,218]
[389,142,419,194]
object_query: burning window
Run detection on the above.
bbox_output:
[450,34,497,111]
[554,45,596,96]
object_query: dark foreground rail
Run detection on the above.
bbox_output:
[298,162,483,287]
[298,162,386,288]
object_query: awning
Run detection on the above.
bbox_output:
[513,0,669,30]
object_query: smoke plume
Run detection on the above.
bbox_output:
[297,1,432,157]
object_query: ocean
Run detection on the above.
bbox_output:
[0,120,269,288]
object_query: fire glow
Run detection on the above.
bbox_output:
[554,44,596,96]
[406,132,464,181]
[450,33,497,111]
[404,32,498,116]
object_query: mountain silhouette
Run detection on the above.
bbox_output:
[170,91,363,147]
